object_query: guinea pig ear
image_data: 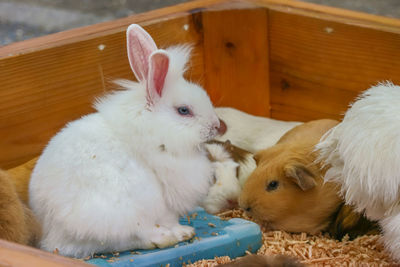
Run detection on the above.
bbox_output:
[126,24,157,83]
[253,153,262,165]
[285,164,316,191]
[222,140,232,150]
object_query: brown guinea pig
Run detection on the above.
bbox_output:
[327,203,380,240]
[239,119,343,234]
[218,254,304,267]
[0,168,41,246]
[7,157,38,205]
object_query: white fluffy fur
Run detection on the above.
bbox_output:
[202,143,238,214]
[203,108,299,214]
[316,82,400,260]
[215,107,301,153]
[202,142,256,214]
[30,29,219,257]
[237,153,257,188]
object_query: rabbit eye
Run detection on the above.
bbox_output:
[266,180,279,192]
[177,106,192,116]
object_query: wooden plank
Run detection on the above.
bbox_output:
[252,0,400,33]
[0,239,90,267]
[202,8,270,116]
[0,0,232,58]
[0,15,203,169]
[268,10,400,121]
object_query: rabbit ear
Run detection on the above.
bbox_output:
[126,24,157,82]
[147,50,169,105]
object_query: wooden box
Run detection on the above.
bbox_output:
[1,0,400,264]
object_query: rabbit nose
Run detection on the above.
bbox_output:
[212,119,220,130]
[216,119,227,135]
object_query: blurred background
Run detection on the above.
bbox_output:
[1,0,400,46]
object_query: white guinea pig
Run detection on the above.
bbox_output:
[202,109,301,214]
[29,24,220,258]
[202,140,256,214]
[202,108,301,214]
[215,107,302,153]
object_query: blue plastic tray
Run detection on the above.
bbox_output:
[86,208,262,267]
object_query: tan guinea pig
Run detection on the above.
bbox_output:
[0,168,41,246]
[239,119,342,234]
[7,157,38,205]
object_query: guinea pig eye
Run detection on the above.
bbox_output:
[177,106,192,116]
[266,180,279,192]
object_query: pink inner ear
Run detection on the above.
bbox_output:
[149,51,169,98]
[126,24,157,82]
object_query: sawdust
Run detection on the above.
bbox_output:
[188,208,396,266]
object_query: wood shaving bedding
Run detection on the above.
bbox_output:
[189,209,396,266]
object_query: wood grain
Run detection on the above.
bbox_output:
[0,15,203,169]
[268,10,400,121]
[202,8,270,116]
[0,0,231,58]
[0,239,91,267]
[253,0,400,33]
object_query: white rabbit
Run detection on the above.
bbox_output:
[215,107,301,153]
[29,24,220,258]
[316,82,400,261]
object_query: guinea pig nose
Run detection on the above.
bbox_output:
[227,199,238,208]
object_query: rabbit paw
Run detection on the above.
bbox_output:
[149,226,179,249]
[171,225,195,242]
